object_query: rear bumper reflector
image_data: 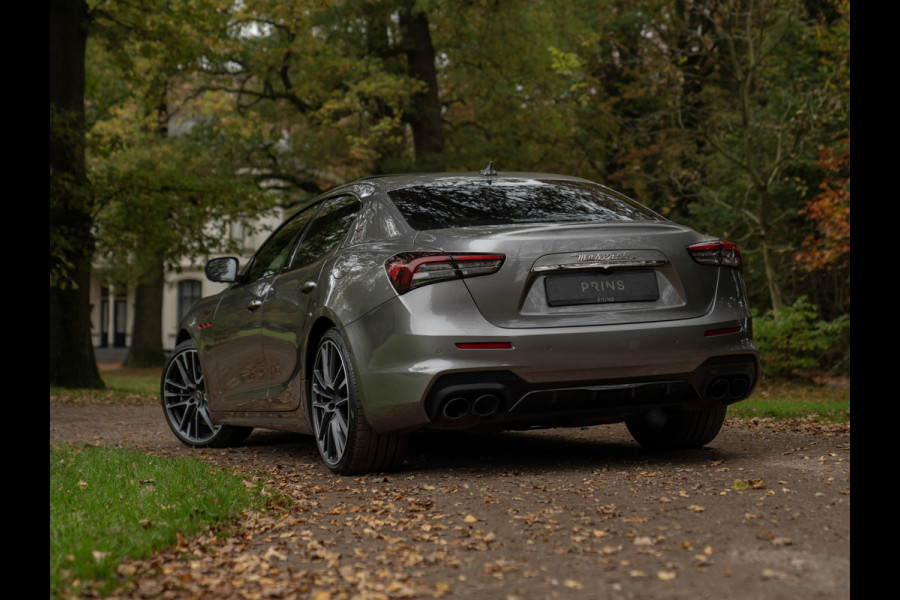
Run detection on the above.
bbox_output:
[704,326,742,337]
[455,342,513,350]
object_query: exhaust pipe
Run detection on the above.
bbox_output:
[442,397,471,420]
[707,376,751,401]
[728,377,749,399]
[708,378,730,401]
[472,394,500,417]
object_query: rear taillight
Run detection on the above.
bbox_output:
[687,241,743,272]
[385,252,505,294]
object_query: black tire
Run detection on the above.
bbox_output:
[310,329,407,474]
[161,340,253,448]
[626,405,727,450]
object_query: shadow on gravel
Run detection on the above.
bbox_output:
[214,426,735,475]
[50,404,740,475]
[401,428,733,475]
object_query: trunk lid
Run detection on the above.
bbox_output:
[414,222,718,329]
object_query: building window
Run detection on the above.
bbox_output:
[178,280,203,324]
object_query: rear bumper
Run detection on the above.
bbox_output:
[421,354,757,431]
[342,280,759,434]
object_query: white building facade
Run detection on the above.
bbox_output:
[89,211,284,354]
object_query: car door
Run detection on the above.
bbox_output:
[262,194,363,407]
[204,204,318,411]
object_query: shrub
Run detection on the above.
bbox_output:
[752,297,849,377]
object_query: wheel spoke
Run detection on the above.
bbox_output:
[192,408,202,438]
[197,403,217,432]
[320,346,333,388]
[164,377,189,391]
[174,355,193,389]
[333,365,346,394]
[312,376,329,398]
[178,403,195,433]
[316,412,332,444]
[330,410,348,450]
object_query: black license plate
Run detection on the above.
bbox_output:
[545,271,659,306]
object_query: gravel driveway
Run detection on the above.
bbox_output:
[50,403,850,600]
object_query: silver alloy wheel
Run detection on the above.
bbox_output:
[162,346,221,445]
[311,338,351,467]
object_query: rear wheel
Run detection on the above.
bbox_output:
[310,329,407,474]
[626,405,727,450]
[161,340,252,448]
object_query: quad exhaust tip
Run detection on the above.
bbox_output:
[441,393,501,420]
[472,394,500,417]
[707,376,750,401]
[443,397,471,420]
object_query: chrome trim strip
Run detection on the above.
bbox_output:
[532,259,669,272]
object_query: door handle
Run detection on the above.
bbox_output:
[246,299,263,311]
[300,281,317,295]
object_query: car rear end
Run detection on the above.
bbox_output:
[341,174,759,436]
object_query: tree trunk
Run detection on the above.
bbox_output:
[123,261,166,368]
[123,73,169,369]
[760,240,784,312]
[398,4,445,170]
[50,0,104,388]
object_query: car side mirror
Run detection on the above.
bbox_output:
[205,257,241,283]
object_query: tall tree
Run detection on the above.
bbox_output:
[51,0,104,388]
[794,136,850,316]
[398,1,445,169]
[87,0,277,366]
[682,0,849,312]
[551,0,849,314]
[187,0,420,198]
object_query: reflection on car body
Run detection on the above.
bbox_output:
[161,170,760,474]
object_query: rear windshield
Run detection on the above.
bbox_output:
[387,178,663,230]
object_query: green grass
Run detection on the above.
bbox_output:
[728,378,850,423]
[50,444,274,599]
[100,367,161,395]
[50,367,161,405]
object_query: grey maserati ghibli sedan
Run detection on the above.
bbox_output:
[162,169,760,474]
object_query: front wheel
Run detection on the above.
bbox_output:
[161,340,252,448]
[310,329,407,474]
[626,405,727,450]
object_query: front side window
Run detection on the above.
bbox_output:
[245,204,318,281]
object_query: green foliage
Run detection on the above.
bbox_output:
[529,0,850,318]
[729,378,849,423]
[190,0,426,185]
[50,445,274,598]
[753,297,849,377]
[85,0,280,290]
[64,0,850,361]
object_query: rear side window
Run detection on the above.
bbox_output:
[290,195,361,268]
[388,178,663,230]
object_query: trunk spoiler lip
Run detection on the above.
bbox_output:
[532,258,670,272]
